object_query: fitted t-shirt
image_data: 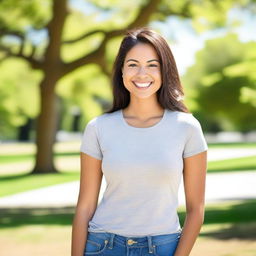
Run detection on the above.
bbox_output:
[80,108,208,237]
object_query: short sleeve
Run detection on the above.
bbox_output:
[80,118,103,160]
[183,116,208,158]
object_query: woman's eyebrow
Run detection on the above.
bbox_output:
[126,59,159,63]
[126,59,139,63]
[147,59,160,63]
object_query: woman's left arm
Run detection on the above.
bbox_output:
[174,150,207,256]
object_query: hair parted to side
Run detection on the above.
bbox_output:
[104,27,189,114]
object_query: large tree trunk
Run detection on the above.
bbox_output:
[31,75,59,174]
[30,0,67,174]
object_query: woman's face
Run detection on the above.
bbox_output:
[122,43,162,100]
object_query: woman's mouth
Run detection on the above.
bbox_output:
[133,82,152,89]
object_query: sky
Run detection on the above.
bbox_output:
[69,1,256,75]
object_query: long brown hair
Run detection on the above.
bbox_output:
[105,27,189,113]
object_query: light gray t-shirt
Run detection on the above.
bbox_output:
[80,108,208,237]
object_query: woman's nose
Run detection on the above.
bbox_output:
[137,66,147,76]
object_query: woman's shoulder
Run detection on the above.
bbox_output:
[87,110,120,126]
[169,110,202,128]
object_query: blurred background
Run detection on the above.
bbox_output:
[0,0,255,255]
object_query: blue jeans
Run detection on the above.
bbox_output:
[83,230,181,256]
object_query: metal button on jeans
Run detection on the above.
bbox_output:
[127,239,138,245]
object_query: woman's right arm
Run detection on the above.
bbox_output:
[71,152,103,256]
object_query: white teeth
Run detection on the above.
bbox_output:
[134,82,151,88]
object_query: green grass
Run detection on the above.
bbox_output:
[0,152,79,164]
[208,155,256,173]
[178,200,256,226]
[208,142,256,148]
[0,172,79,197]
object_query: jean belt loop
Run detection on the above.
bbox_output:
[147,235,154,253]
[108,233,115,249]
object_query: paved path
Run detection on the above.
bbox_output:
[207,148,256,161]
[0,148,255,208]
[0,170,255,208]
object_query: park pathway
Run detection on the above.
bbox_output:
[0,148,255,208]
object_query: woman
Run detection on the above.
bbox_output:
[71,27,208,256]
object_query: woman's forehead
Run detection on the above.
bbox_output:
[125,43,159,61]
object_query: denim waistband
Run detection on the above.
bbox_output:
[88,230,182,253]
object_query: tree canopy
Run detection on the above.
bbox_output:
[0,0,254,173]
[183,33,256,132]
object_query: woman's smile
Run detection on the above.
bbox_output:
[133,81,153,89]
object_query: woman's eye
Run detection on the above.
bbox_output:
[128,63,137,67]
[149,64,158,67]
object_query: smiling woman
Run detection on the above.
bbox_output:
[110,27,188,117]
[71,27,208,256]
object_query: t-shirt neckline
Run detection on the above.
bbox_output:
[119,108,168,131]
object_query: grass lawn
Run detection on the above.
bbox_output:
[208,155,256,172]
[0,200,255,256]
[0,172,79,197]
[208,142,256,148]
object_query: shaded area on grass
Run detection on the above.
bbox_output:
[0,207,74,227]
[178,200,256,240]
[1,200,256,243]
[178,200,256,225]
[201,222,256,240]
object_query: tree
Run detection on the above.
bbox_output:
[183,34,256,131]
[0,59,41,140]
[0,0,250,173]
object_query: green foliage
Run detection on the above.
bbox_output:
[56,64,112,127]
[183,33,256,132]
[62,32,104,62]
[223,57,256,107]
[0,0,51,30]
[0,59,42,137]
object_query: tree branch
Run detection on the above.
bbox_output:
[127,0,162,28]
[45,0,68,64]
[0,28,25,41]
[0,44,42,69]
[62,0,161,76]
[63,29,105,44]
[0,26,42,67]
[158,3,192,19]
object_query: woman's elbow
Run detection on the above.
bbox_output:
[187,206,205,225]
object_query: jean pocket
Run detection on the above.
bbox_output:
[153,235,180,256]
[84,233,109,255]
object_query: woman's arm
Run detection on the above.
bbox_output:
[71,153,103,256]
[174,150,207,256]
